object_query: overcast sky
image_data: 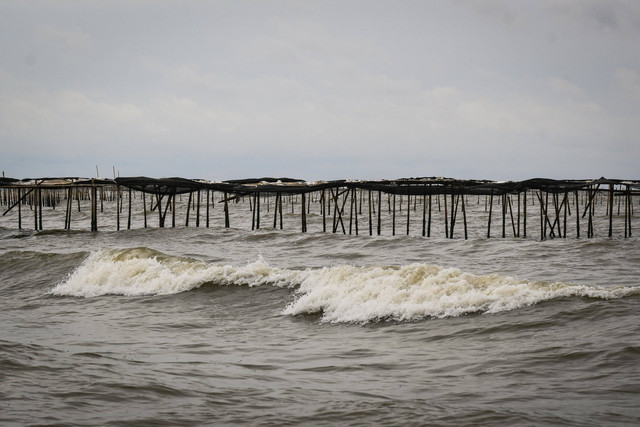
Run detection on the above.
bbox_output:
[1,1,639,181]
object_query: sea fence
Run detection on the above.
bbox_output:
[0,176,638,240]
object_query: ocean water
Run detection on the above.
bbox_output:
[1,192,639,425]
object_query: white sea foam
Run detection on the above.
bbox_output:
[283,264,639,323]
[51,248,639,322]
[50,248,298,297]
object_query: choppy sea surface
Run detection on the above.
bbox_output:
[1,194,639,425]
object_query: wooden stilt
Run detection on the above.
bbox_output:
[377,190,382,236]
[487,190,493,238]
[368,190,372,236]
[523,190,527,238]
[406,192,410,236]
[196,190,201,228]
[428,193,432,237]
[301,192,307,233]
[574,191,579,238]
[450,194,458,238]
[256,191,260,229]
[224,192,230,228]
[422,191,426,237]
[517,193,520,237]
[273,193,279,229]
[608,184,614,238]
[279,192,283,229]
[185,192,192,227]
[392,194,396,236]
[443,192,448,238]
[128,188,132,229]
[172,191,176,228]
[116,185,120,230]
[462,194,468,240]
[206,190,210,228]
[157,194,164,227]
[252,193,257,230]
[563,192,568,238]
[322,190,326,232]
[507,195,516,237]
[143,191,147,228]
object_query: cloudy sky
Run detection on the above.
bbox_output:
[1,1,639,181]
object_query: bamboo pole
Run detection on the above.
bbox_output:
[196,190,201,228]
[185,192,192,227]
[377,190,382,236]
[406,192,410,236]
[206,190,210,228]
[462,193,468,240]
[368,190,372,236]
[116,185,120,230]
[487,190,493,238]
[443,192,448,238]
[392,194,396,236]
[608,184,614,238]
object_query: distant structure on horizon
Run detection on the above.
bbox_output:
[1,176,637,240]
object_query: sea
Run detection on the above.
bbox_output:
[1,191,639,426]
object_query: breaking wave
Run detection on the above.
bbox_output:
[51,248,639,323]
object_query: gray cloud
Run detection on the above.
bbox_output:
[1,0,639,180]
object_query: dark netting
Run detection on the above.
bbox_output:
[1,176,638,196]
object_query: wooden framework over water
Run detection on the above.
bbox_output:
[1,176,638,239]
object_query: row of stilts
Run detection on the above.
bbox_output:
[1,183,636,239]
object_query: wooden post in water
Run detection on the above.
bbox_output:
[523,190,527,238]
[450,194,457,239]
[185,192,192,227]
[116,185,120,231]
[428,193,432,237]
[301,192,307,233]
[273,193,279,229]
[608,184,614,238]
[17,188,22,230]
[206,190,210,228]
[348,189,354,235]
[487,190,493,238]
[377,190,382,236]
[462,194,468,240]
[517,193,521,237]
[574,191,579,238]
[33,187,38,230]
[392,194,396,236]
[507,195,516,237]
[156,194,164,227]
[368,190,373,236]
[128,188,132,229]
[196,190,201,228]
[224,192,230,228]
[172,191,176,228]
[421,191,426,237]
[443,192,448,238]
[39,188,44,230]
[406,191,410,236]
[91,184,98,231]
[322,190,327,232]
[626,185,632,237]
[587,188,593,238]
[252,193,257,230]
[501,194,506,238]
[563,192,568,238]
[256,191,260,229]
[143,191,147,228]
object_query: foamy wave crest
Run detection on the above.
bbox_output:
[282,264,639,323]
[51,249,639,322]
[50,248,298,297]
